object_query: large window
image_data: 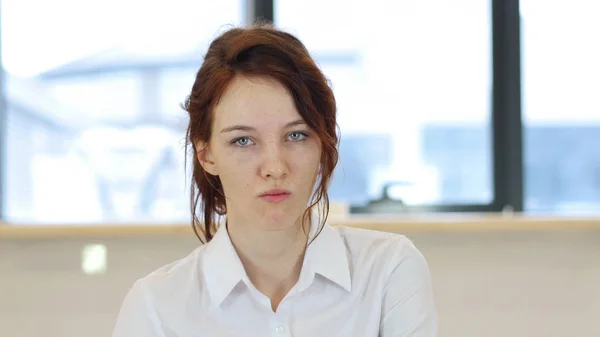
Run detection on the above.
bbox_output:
[276,0,494,208]
[1,0,243,223]
[3,0,595,224]
[521,0,600,214]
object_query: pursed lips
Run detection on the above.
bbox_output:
[258,189,291,203]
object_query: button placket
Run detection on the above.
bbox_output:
[271,320,290,337]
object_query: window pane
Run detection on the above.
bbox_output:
[276,0,493,208]
[521,0,600,214]
[2,0,243,223]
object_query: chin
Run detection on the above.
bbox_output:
[258,207,303,231]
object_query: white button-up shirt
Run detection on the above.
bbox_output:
[112,222,437,337]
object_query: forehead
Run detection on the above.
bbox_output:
[212,75,300,128]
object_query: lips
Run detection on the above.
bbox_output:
[259,189,291,203]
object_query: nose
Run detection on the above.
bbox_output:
[260,143,288,179]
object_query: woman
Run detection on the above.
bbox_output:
[113,24,437,337]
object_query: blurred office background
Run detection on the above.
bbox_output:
[0,0,599,336]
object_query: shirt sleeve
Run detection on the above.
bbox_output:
[112,280,167,337]
[380,239,438,337]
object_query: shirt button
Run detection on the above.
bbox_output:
[275,325,284,333]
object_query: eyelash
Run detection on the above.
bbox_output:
[231,131,310,147]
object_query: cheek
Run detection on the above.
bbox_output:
[217,149,256,195]
[220,147,256,168]
[292,145,321,181]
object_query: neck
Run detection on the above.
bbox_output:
[227,214,309,269]
[226,214,310,306]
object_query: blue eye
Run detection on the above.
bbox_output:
[232,137,254,147]
[288,131,308,141]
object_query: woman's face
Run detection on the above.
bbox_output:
[197,75,322,231]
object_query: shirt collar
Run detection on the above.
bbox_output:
[202,224,248,309]
[202,215,352,308]
[303,220,352,292]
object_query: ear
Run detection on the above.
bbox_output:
[196,141,218,176]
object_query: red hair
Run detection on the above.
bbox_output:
[182,23,339,243]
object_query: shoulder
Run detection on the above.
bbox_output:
[333,225,418,258]
[113,246,208,336]
[333,225,428,279]
[128,245,207,304]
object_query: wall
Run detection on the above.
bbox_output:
[1,221,599,337]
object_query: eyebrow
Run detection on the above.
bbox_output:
[220,119,306,133]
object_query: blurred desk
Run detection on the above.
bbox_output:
[1,214,599,239]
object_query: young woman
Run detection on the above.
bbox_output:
[113,24,437,337]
